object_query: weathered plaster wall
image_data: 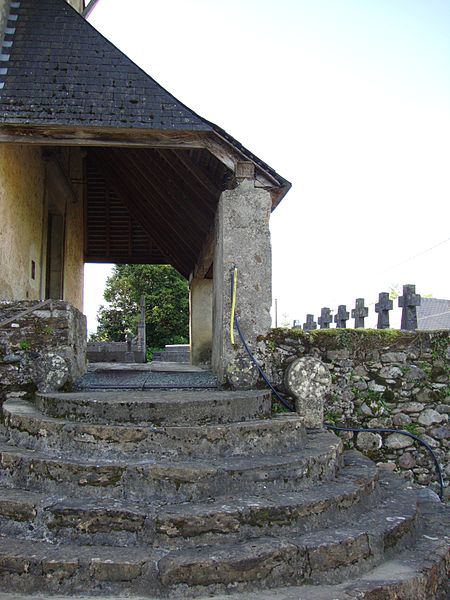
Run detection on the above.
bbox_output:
[0,0,9,48]
[0,145,45,302]
[258,329,449,498]
[0,300,87,403]
[64,0,84,13]
[190,278,213,366]
[0,145,84,311]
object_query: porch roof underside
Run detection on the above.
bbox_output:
[85,147,230,278]
[0,0,290,205]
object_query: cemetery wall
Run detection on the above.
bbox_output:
[258,329,449,498]
[0,301,87,404]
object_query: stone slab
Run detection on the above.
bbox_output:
[36,389,271,425]
[3,399,307,459]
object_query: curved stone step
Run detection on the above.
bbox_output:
[0,535,162,595]
[160,493,450,600]
[0,452,377,548]
[154,451,379,549]
[2,398,306,459]
[35,389,271,425]
[0,485,423,596]
[0,432,343,501]
[157,480,420,592]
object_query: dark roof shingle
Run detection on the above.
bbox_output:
[0,0,212,131]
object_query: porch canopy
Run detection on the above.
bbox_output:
[0,0,290,279]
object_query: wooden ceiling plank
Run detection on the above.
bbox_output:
[165,149,222,198]
[135,149,211,235]
[155,149,218,219]
[89,150,190,276]
[113,149,203,260]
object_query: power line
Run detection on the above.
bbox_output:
[382,236,450,274]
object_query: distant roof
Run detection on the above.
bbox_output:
[417,298,450,330]
[0,0,290,202]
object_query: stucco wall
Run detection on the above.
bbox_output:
[0,144,84,311]
[0,145,45,302]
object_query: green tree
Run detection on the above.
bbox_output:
[94,265,189,349]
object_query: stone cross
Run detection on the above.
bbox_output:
[375,292,393,329]
[351,298,368,328]
[303,314,317,331]
[334,305,349,328]
[318,307,332,329]
[399,284,421,330]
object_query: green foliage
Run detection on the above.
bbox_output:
[94,265,189,349]
[19,340,31,350]
[403,423,420,436]
[272,398,290,414]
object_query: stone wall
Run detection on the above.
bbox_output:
[257,329,449,498]
[0,300,86,403]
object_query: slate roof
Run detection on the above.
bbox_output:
[0,0,213,130]
[417,298,450,330]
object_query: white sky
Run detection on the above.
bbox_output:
[84,0,450,333]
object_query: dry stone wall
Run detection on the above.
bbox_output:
[0,300,86,404]
[257,329,449,498]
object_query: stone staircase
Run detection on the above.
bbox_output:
[0,388,448,599]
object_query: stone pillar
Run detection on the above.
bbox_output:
[190,278,213,366]
[212,179,272,382]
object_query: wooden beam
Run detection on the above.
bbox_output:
[0,125,209,148]
[194,227,215,279]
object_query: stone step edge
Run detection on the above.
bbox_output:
[0,453,378,543]
[0,430,342,473]
[35,389,272,425]
[0,486,421,594]
[2,398,307,457]
[157,481,420,589]
[165,495,450,600]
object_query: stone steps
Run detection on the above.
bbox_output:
[2,398,306,459]
[0,484,421,596]
[35,389,271,424]
[0,452,377,548]
[0,507,448,600]
[0,385,448,599]
[0,432,343,501]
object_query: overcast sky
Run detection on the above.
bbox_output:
[84,0,450,332]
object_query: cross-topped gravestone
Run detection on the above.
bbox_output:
[351,298,368,328]
[318,307,332,329]
[303,314,317,331]
[399,284,421,330]
[375,292,393,329]
[334,305,349,328]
